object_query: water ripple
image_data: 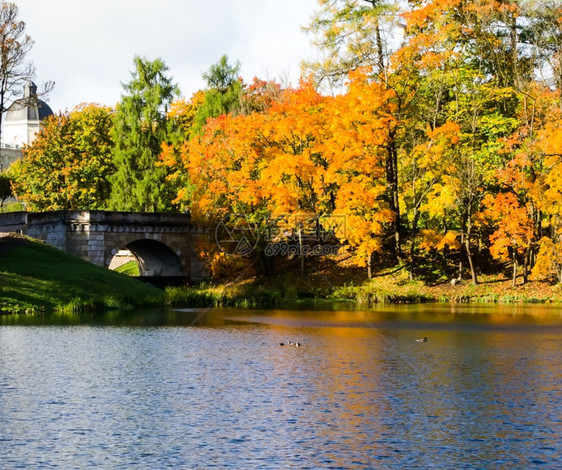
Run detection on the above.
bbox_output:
[0,308,561,468]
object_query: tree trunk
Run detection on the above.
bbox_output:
[462,210,478,285]
[259,250,269,276]
[374,17,385,77]
[0,76,6,147]
[386,132,401,258]
[523,250,530,284]
[442,244,449,272]
[409,246,415,281]
[512,251,518,288]
[465,239,478,285]
[298,227,305,277]
[367,253,372,281]
[409,207,421,281]
[509,10,519,88]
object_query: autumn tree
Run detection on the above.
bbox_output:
[168,109,274,275]
[317,69,396,278]
[164,73,396,278]
[258,81,336,274]
[400,121,462,280]
[304,1,406,258]
[160,76,283,210]
[483,192,535,286]
[172,112,267,219]
[167,92,205,141]
[392,0,528,284]
[109,56,179,212]
[173,80,332,222]
[524,88,562,281]
[10,104,114,210]
[165,81,330,275]
[239,77,282,114]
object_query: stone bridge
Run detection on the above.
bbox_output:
[0,210,207,283]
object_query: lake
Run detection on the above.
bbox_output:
[1,304,561,469]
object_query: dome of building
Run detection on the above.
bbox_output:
[5,81,53,122]
[2,80,54,149]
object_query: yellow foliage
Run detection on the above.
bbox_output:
[210,252,255,281]
[419,230,460,252]
[531,237,562,282]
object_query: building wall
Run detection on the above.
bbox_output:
[0,147,22,172]
[3,119,40,149]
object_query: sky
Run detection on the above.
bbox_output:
[15,0,320,113]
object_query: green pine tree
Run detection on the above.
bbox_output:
[109,56,179,212]
[193,55,243,134]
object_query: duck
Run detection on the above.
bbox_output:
[280,342,285,346]
[294,342,301,347]
[416,337,428,342]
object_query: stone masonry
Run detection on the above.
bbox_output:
[0,210,208,282]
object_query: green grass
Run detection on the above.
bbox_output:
[0,235,163,314]
[114,260,140,276]
[162,256,562,309]
[329,282,436,304]
[165,282,285,308]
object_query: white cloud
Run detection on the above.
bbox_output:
[15,0,319,112]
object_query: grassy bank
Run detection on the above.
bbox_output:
[0,234,162,314]
[165,257,562,308]
[3,233,561,315]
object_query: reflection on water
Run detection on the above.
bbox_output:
[0,304,561,468]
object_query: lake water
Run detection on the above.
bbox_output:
[0,304,561,469]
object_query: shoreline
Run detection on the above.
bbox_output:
[2,234,562,315]
[163,277,562,310]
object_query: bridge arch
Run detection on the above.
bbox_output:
[109,239,183,277]
[105,235,185,277]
